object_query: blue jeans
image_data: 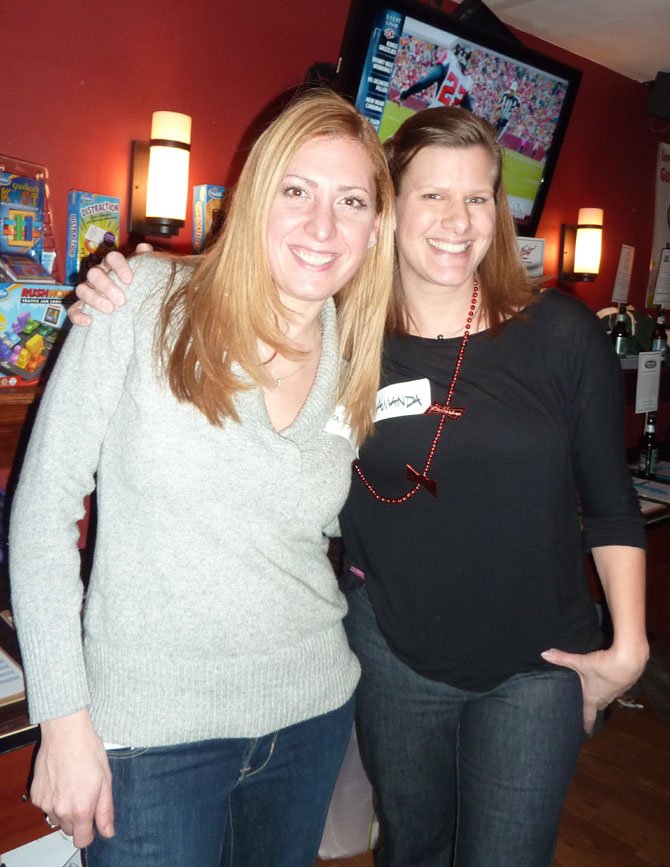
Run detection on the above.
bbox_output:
[84,697,354,867]
[344,584,584,867]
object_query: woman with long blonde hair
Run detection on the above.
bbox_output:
[10,89,395,867]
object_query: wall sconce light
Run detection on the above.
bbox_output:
[559,207,604,282]
[129,111,192,237]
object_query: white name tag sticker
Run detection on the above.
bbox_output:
[326,404,355,446]
[374,378,432,422]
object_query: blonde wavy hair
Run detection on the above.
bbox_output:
[383,106,534,335]
[157,88,395,444]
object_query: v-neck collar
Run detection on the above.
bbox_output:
[235,298,339,441]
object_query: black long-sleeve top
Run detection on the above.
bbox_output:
[339,290,646,691]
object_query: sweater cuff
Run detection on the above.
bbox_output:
[15,618,90,723]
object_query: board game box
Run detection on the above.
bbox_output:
[0,172,45,260]
[192,184,226,252]
[0,155,62,283]
[0,171,51,283]
[65,190,121,283]
[0,282,73,387]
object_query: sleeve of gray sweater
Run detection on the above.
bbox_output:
[9,255,162,722]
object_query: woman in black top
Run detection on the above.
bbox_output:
[339,108,648,867]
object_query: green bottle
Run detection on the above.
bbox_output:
[611,303,630,358]
[638,414,659,479]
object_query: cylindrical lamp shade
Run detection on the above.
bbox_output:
[573,207,603,276]
[150,111,192,143]
[577,207,604,227]
[146,111,191,223]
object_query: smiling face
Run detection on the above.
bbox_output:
[266,135,381,314]
[394,144,496,303]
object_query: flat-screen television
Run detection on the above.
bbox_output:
[336,0,581,237]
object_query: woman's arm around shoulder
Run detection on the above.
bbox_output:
[68,242,154,325]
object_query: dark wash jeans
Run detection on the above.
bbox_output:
[84,697,354,867]
[344,583,584,867]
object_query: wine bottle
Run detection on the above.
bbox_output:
[610,303,630,358]
[638,414,659,479]
[651,311,667,362]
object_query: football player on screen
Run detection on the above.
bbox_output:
[400,42,473,110]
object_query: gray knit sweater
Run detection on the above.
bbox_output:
[10,255,360,746]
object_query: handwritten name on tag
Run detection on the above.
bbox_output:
[326,405,355,446]
[374,379,432,422]
[325,379,432,454]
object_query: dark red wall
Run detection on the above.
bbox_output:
[1,0,352,258]
[3,0,669,311]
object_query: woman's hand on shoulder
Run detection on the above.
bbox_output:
[68,243,153,326]
[541,642,649,733]
[31,708,115,848]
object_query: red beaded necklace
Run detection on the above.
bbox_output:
[353,279,479,504]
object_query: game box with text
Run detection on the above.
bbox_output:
[0,282,73,387]
[65,190,120,283]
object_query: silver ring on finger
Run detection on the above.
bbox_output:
[45,815,60,828]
